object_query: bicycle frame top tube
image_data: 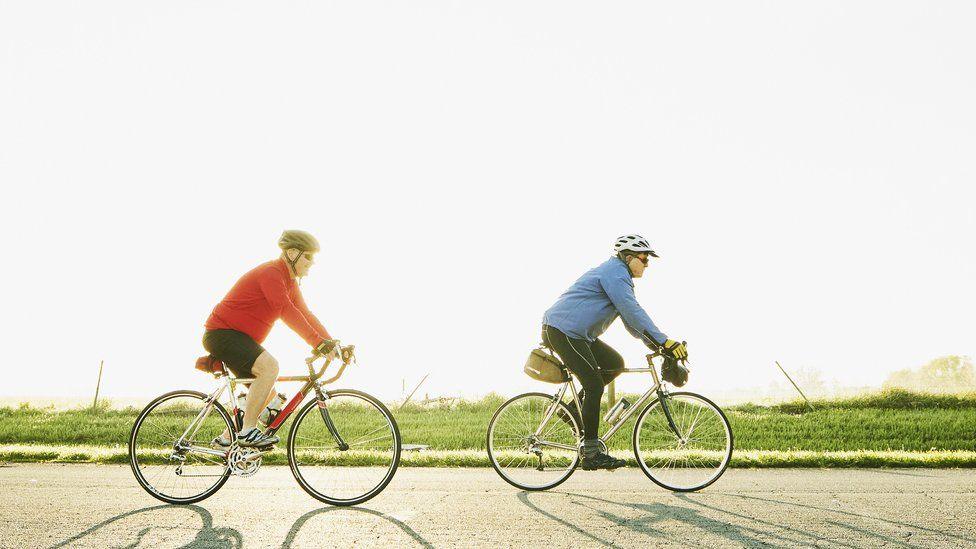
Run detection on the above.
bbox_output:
[599,353,669,442]
[554,353,667,444]
[229,342,354,385]
[221,342,357,433]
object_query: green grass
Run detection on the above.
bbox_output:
[2,389,975,467]
[3,445,975,468]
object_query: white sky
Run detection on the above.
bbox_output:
[1,1,973,402]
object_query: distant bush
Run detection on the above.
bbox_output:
[883,355,976,394]
[732,388,976,414]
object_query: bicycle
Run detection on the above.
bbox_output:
[486,350,733,492]
[128,343,401,506]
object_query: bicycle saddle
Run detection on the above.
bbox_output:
[194,355,227,377]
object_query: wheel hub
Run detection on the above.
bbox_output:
[169,439,191,460]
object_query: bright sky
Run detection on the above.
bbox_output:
[1,2,973,403]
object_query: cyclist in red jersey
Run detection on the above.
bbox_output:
[203,230,338,448]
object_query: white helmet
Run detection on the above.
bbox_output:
[613,234,659,257]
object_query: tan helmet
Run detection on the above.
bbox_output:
[278,230,320,253]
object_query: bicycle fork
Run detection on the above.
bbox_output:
[314,387,349,451]
[656,389,686,444]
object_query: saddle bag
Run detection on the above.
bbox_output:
[524,347,569,384]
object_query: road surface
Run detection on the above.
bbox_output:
[2,464,973,548]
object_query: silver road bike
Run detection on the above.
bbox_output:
[129,344,401,506]
[487,351,733,492]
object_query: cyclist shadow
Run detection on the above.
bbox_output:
[518,492,794,547]
[715,493,976,547]
[280,506,433,549]
[565,493,862,548]
[51,504,242,549]
[518,490,963,548]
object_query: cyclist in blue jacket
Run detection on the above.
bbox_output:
[542,234,688,470]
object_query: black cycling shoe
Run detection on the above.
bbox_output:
[581,452,627,471]
[237,427,279,448]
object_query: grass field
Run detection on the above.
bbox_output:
[2,389,975,467]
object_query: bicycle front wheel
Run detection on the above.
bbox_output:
[288,389,401,506]
[129,390,233,504]
[487,392,580,491]
[633,391,733,492]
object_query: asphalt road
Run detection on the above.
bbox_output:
[2,464,974,548]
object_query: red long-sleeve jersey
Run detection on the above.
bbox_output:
[205,258,330,346]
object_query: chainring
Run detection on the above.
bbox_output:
[227,445,263,477]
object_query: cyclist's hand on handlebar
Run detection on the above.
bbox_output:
[662,339,688,360]
[313,338,338,357]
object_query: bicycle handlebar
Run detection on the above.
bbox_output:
[646,351,691,369]
[305,342,357,384]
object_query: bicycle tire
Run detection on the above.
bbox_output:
[487,392,581,491]
[129,390,233,504]
[632,391,733,492]
[287,389,401,506]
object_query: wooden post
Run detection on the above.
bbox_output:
[775,361,815,412]
[607,379,616,407]
[400,373,429,409]
[92,360,104,410]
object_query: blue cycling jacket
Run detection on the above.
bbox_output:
[543,257,667,346]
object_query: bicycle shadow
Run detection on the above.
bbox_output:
[858,468,939,478]
[596,491,885,548]
[717,493,976,546]
[517,489,956,548]
[280,505,433,548]
[51,504,242,549]
[518,490,781,548]
[517,491,622,547]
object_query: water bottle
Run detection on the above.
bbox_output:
[259,392,288,426]
[237,391,286,426]
[234,392,248,430]
[604,397,632,425]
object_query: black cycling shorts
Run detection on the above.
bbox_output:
[202,329,265,378]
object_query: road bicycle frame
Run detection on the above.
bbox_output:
[534,351,685,452]
[173,345,356,460]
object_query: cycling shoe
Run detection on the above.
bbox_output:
[236,427,279,448]
[581,452,627,471]
[211,434,232,448]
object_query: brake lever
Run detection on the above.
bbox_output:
[340,345,356,365]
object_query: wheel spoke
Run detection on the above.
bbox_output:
[634,393,732,492]
[487,393,579,491]
[288,391,400,506]
[129,392,232,504]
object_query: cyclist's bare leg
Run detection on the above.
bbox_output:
[243,351,279,431]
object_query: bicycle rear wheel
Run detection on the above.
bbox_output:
[632,391,733,492]
[487,392,580,491]
[129,390,233,504]
[288,389,401,506]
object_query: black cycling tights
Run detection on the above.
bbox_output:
[542,325,624,440]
